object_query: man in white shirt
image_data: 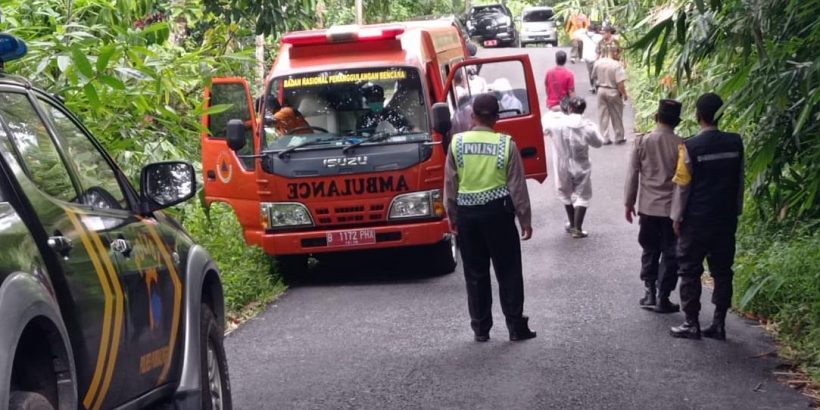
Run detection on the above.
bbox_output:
[576,25,602,93]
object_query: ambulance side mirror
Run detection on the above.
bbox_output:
[226,119,247,151]
[432,103,452,135]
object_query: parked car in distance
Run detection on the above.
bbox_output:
[466,3,519,48]
[0,33,231,410]
[519,6,558,47]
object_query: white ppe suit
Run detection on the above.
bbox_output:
[543,112,604,207]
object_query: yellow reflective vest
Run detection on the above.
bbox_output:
[451,130,512,206]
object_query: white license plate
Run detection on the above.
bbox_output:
[483,39,498,47]
[326,229,376,247]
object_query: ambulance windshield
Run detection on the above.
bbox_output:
[265,67,429,151]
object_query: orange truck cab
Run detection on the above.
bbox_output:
[201,22,547,274]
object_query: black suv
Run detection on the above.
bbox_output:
[0,34,231,409]
[466,3,519,47]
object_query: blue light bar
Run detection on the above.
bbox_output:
[0,34,27,64]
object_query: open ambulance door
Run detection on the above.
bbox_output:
[443,55,547,182]
[201,77,261,230]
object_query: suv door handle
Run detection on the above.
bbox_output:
[111,238,133,257]
[48,235,74,259]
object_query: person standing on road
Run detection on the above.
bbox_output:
[545,51,576,111]
[543,97,604,238]
[624,99,684,314]
[592,48,628,145]
[596,26,621,61]
[578,24,602,94]
[669,93,744,341]
[444,93,537,343]
[566,13,590,63]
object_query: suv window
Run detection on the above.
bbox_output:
[0,92,77,203]
[37,98,129,210]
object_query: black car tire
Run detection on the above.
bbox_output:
[510,34,520,48]
[9,391,54,410]
[200,304,232,410]
[430,237,457,275]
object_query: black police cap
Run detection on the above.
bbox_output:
[473,93,499,117]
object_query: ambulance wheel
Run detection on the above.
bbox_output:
[277,255,309,281]
[8,391,54,410]
[430,237,457,275]
[200,304,232,410]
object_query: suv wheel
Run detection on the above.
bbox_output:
[200,304,232,410]
[430,237,457,275]
[9,391,54,410]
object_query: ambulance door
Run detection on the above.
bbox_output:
[444,56,547,182]
[201,78,261,229]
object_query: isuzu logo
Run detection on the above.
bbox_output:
[323,156,368,168]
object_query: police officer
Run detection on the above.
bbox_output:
[669,93,744,340]
[444,93,537,343]
[624,99,683,313]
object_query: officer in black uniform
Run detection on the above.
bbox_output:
[444,94,537,343]
[669,93,744,340]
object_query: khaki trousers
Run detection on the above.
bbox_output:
[597,88,624,142]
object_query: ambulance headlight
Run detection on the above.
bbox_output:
[388,190,444,220]
[261,202,314,229]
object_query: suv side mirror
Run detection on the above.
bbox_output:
[140,161,196,213]
[226,119,247,151]
[432,103,452,135]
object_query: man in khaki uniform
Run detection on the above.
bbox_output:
[592,48,628,144]
[624,99,683,314]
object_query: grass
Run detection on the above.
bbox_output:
[177,199,285,323]
[734,219,820,380]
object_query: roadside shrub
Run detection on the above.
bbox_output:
[734,220,820,379]
[179,201,282,316]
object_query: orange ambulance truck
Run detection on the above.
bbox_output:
[200,22,547,275]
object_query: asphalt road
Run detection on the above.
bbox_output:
[225,46,812,409]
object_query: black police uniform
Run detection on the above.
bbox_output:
[443,94,536,342]
[673,128,744,338]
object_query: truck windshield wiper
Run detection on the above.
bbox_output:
[276,138,337,158]
[342,132,393,153]
[342,131,424,153]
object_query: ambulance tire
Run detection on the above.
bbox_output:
[8,391,54,410]
[430,237,457,275]
[200,304,232,410]
[277,255,309,282]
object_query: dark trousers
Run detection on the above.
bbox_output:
[570,38,583,60]
[677,217,738,320]
[638,214,678,296]
[457,198,524,335]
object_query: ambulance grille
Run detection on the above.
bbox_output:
[312,201,387,226]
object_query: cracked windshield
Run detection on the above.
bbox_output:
[266,67,429,151]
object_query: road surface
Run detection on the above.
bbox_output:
[225,46,811,410]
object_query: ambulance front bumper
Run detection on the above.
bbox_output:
[247,219,452,256]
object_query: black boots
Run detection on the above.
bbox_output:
[639,281,656,307]
[702,311,727,340]
[508,317,537,341]
[670,318,701,339]
[654,296,680,314]
[564,205,575,232]
[572,206,588,238]
[639,282,680,313]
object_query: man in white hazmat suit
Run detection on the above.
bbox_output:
[543,96,604,238]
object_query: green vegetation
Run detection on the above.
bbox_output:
[562,0,818,380]
[0,0,281,317]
